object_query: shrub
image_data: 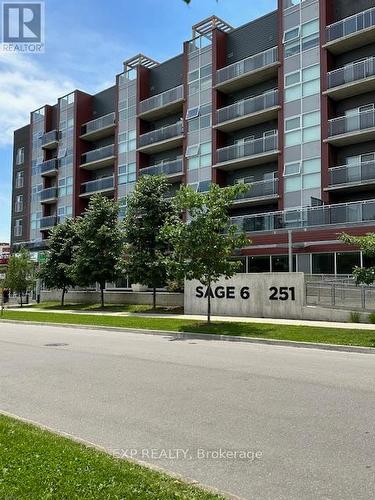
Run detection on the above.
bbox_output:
[349,311,360,323]
[368,312,375,324]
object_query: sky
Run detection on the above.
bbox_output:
[0,0,276,242]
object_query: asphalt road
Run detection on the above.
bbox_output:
[0,322,374,499]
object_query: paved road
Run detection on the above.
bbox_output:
[0,322,374,499]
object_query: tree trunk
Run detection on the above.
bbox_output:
[207,282,211,325]
[61,287,66,307]
[100,283,105,309]
[152,286,156,311]
[20,292,23,308]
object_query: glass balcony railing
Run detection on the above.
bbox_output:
[231,199,375,233]
[40,215,58,229]
[329,161,375,187]
[40,187,58,202]
[217,90,279,124]
[327,57,375,88]
[81,144,115,165]
[139,121,183,148]
[328,109,375,137]
[139,158,184,177]
[41,130,58,147]
[326,7,375,42]
[234,178,278,202]
[80,176,114,195]
[216,47,278,85]
[139,85,184,115]
[81,112,115,135]
[217,133,278,165]
[40,158,58,175]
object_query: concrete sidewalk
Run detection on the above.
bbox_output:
[7,305,375,330]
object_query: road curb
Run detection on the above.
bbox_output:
[1,319,375,354]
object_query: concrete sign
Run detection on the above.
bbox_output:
[184,273,305,319]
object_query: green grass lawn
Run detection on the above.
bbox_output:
[30,301,184,314]
[2,309,375,347]
[0,414,222,500]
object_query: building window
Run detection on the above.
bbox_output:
[336,252,360,275]
[16,147,24,165]
[14,219,23,237]
[249,256,271,273]
[15,171,24,188]
[15,195,23,213]
[272,255,297,272]
[312,253,334,275]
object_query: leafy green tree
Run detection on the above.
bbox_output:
[340,233,375,285]
[71,195,124,308]
[4,248,35,307]
[124,175,177,310]
[161,183,249,323]
[39,219,79,306]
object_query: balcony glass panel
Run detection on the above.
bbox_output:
[41,130,58,146]
[81,144,115,164]
[217,133,278,164]
[329,160,375,186]
[328,109,375,136]
[40,187,58,201]
[40,159,58,175]
[217,90,278,124]
[139,122,183,148]
[40,215,57,229]
[82,113,115,135]
[139,85,184,114]
[327,57,375,88]
[216,47,278,85]
[80,176,114,195]
[327,7,375,42]
[234,178,278,200]
[139,158,183,177]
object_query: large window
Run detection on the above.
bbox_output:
[16,147,24,165]
[249,256,270,273]
[312,253,334,275]
[272,255,296,272]
[336,252,360,275]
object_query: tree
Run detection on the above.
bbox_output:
[4,248,35,307]
[340,233,375,285]
[71,195,124,308]
[161,183,249,323]
[123,175,177,310]
[39,218,79,306]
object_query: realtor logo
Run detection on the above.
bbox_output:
[2,2,45,52]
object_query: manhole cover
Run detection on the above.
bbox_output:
[44,343,69,347]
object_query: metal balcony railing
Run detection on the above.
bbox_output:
[41,130,58,147]
[80,176,114,195]
[231,199,375,233]
[327,57,375,88]
[326,7,375,42]
[329,161,375,186]
[139,85,184,115]
[81,144,115,165]
[40,187,58,201]
[139,158,184,177]
[81,112,115,135]
[40,215,58,229]
[40,158,58,175]
[139,121,183,148]
[217,90,278,124]
[328,109,375,137]
[234,178,278,201]
[217,133,278,164]
[216,47,278,85]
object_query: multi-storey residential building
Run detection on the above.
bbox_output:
[10,0,375,276]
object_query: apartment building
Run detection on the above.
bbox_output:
[10,0,375,275]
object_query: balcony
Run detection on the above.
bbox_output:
[41,130,59,150]
[215,90,279,132]
[40,158,58,177]
[40,215,58,230]
[232,178,279,208]
[215,133,279,171]
[139,158,184,181]
[138,85,184,120]
[138,121,184,154]
[79,176,114,197]
[326,161,375,192]
[231,199,375,234]
[40,187,58,204]
[215,47,279,93]
[325,109,375,146]
[80,144,115,170]
[325,58,375,100]
[80,112,116,141]
[325,7,375,54]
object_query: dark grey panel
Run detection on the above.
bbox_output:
[225,120,278,146]
[148,148,182,165]
[92,86,116,118]
[148,113,183,130]
[333,43,375,69]
[334,92,375,116]
[332,0,374,23]
[231,202,278,217]
[149,54,184,96]
[331,189,375,204]
[88,135,115,150]
[226,11,278,65]
[335,141,375,165]
[226,162,278,184]
[224,79,277,106]
[11,125,30,245]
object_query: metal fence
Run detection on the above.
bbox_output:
[305,281,375,311]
